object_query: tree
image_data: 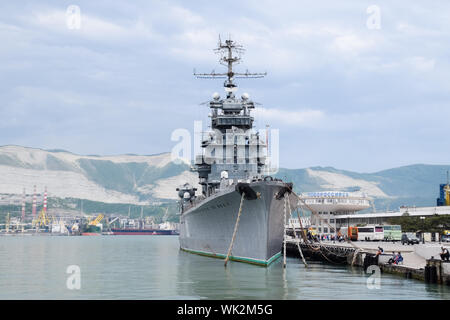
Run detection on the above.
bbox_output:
[387,215,450,233]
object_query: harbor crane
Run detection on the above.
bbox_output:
[108,217,119,225]
[89,214,104,226]
[33,208,52,227]
[444,171,450,205]
[106,216,119,230]
[162,207,169,221]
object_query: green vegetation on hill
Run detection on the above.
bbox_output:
[274,168,324,193]
[0,198,179,224]
[61,197,177,219]
[77,159,189,198]
[0,154,20,167]
[375,164,449,197]
[78,159,142,194]
[46,155,77,171]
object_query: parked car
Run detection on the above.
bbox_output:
[441,235,450,243]
[401,233,420,245]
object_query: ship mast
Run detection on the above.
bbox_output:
[194,37,266,97]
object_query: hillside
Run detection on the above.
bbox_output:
[0,145,449,214]
[0,145,196,205]
[275,164,450,211]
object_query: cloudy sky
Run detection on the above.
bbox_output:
[1,1,449,172]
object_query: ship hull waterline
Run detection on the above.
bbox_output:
[179,181,295,267]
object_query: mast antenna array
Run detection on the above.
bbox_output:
[194,36,266,91]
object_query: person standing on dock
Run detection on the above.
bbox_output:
[440,247,450,262]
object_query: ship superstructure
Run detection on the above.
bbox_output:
[193,38,268,196]
[177,38,294,266]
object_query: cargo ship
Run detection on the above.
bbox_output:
[81,224,102,236]
[80,214,104,236]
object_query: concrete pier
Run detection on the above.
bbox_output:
[285,238,450,285]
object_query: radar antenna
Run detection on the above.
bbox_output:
[194,36,266,94]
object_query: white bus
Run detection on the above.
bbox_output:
[357,225,384,241]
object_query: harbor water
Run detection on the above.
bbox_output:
[0,235,449,300]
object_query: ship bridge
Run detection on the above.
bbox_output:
[209,94,255,130]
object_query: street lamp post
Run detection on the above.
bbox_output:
[420,216,425,244]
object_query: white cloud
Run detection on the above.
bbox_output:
[330,34,377,54]
[2,1,450,171]
[258,107,324,126]
[395,22,440,38]
[167,5,204,26]
[26,9,154,41]
[406,56,435,72]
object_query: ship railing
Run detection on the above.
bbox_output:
[181,196,205,212]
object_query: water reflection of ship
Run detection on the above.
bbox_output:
[176,247,293,299]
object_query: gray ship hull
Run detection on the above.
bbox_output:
[179,181,293,266]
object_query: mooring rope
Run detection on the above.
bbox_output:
[293,205,349,263]
[289,191,363,252]
[283,195,287,268]
[224,192,245,267]
[294,207,321,253]
[287,200,340,264]
[351,248,361,266]
[294,208,309,243]
[286,195,308,267]
[283,188,370,266]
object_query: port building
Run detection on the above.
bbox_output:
[288,191,371,237]
[289,191,450,238]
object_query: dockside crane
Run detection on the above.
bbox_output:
[437,170,450,206]
[162,207,169,222]
[104,216,119,231]
[33,208,52,228]
[444,171,450,206]
[89,214,104,226]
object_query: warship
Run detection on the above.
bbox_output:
[177,38,295,266]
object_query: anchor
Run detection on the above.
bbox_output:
[275,182,293,200]
[235,183,259,200]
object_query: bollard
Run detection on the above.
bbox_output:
[425,265,431,283]
[430,266,437,283]
[426,259,443,284]
[363,254,377,272]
